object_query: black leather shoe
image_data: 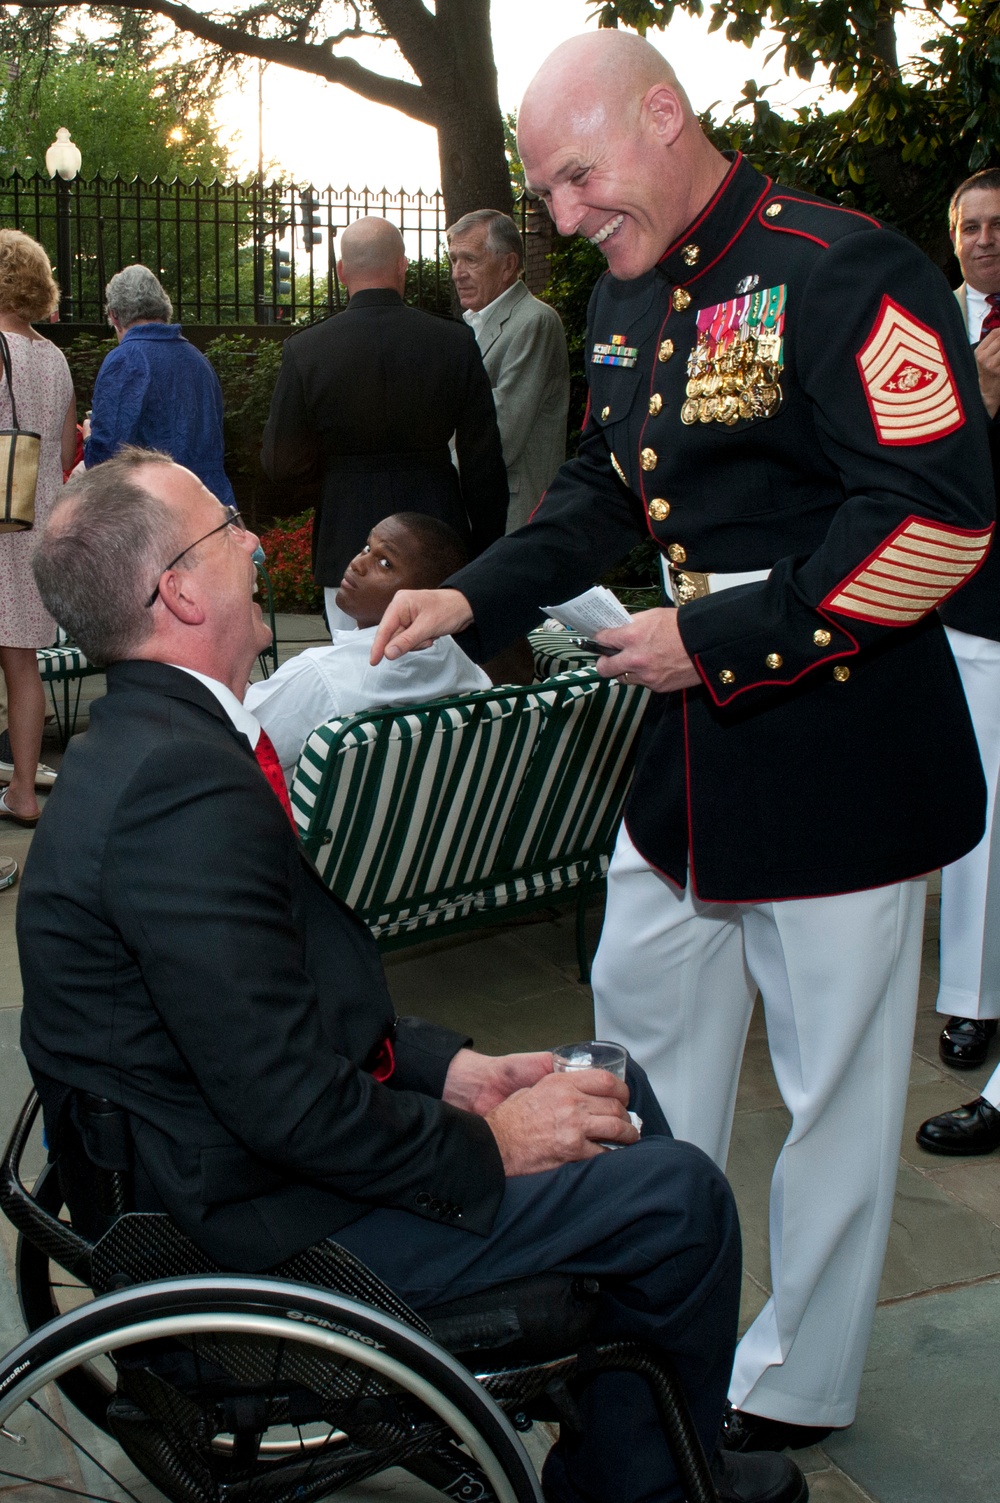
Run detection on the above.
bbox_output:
[712,1448,808,1503]
[916,1096,1000,1156]
[722,1404,833,1452]
[938,1016,998,1069]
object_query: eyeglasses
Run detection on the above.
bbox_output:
[146,507,246,608]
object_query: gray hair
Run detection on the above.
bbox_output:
[104,264,173,327]
[446,210,524,270]
[33,448,182,666]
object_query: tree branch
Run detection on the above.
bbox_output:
[0,0,436,123]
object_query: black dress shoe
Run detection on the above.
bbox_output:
[938,1016,998,1069]
[722,1404,833,1452]
[711,1448,808,1503]
[916,1096,1000,1156]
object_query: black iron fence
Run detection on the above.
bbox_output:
[0,173,543,325]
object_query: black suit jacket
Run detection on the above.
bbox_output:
[17,662,504,1271]
[261,289,509,585]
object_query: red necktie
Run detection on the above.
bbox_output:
[982,294,1000,336]
[254,728,298,835]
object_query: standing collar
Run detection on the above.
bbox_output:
[655,154,772,290]
[347,288,404,309]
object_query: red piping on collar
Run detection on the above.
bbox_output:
[657,154,747,266]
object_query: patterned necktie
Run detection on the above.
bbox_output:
[254,728,298,835]
[982,294,1000,336]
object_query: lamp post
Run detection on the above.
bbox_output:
[44,128,82,322]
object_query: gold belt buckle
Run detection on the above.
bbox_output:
[668,566,711,606]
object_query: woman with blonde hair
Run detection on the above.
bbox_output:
[0,229,76,832]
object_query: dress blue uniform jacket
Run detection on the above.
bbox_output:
[85,324,235,506]
[449,154,994,902]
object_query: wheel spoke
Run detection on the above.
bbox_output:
[26,1396,146,1503]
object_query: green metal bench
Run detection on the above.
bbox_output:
[36,634,104,747]
[290,668,649,981]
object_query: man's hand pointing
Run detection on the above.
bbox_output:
[370,588,475,664]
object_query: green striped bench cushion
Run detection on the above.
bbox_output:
[291,685,560,910]
[37,643,93,680]
[289,668,646,935]
[528,625,598,680]
[365,855,612,941]
[501,674,649,873]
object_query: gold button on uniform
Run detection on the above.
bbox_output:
[833,665,850,683]
[719,669,736,686]
[813,629,832,647]
[766,653,783,670]
[648,393,663,415]
[672,288,692,312]
[765,203,782,218]
[648,498,670,522]
[681,243,700,267]
[667,543,687,563]
[658,339,674,362]
[640,447,658,471]
[601,405,611,420]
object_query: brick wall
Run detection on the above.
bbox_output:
[522,199,556,295]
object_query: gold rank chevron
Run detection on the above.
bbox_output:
[856,296,964,446]
[823,517,993,625]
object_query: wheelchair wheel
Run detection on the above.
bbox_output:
[14,1159,115,1433]
[0,1274,543,1503]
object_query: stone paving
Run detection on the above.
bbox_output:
[0,614,997,1502]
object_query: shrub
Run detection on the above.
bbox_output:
[259,508,323,613]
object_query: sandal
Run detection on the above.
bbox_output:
[0,788,40,827]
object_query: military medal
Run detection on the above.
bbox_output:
[681,284,787,428]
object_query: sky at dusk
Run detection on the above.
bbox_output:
[211,0,861,192]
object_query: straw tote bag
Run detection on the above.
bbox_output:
[0,330,41,532]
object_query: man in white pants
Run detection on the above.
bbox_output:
[917,170,1000,1157]
[371,31,994,1459]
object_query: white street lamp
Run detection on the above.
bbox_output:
[45,129,82,321]
[45,127,82,181]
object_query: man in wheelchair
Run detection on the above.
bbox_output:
[15,450,806,1503]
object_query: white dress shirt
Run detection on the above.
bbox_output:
[170,664,261,749]
[462,280,522,340]
[966,283,990,342]
[244,626,491,781]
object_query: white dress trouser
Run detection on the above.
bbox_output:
[592,824,926,1426]
[324,588,358,634]
[936,626,1000,1020]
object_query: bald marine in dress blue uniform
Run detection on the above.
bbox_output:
[370,32,994,1453]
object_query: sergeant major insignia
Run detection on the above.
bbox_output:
[592,334,638,368]
[681,284,787,427]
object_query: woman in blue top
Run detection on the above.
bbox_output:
[84,265,234,505]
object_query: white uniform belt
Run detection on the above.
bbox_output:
[660,557,771,606]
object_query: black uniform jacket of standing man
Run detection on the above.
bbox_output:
[451,154,995,901]
[261,290,509,586]
[17,660,504,1272]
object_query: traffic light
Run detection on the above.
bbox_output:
[274,247,292,300]
[299,188,322,250]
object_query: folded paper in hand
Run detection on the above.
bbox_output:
[543,586,631,634]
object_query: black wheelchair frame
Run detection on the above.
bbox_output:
[0,1090,720,1503]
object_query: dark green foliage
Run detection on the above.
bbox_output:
[61,334,117,421]
[204,335,284,529]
